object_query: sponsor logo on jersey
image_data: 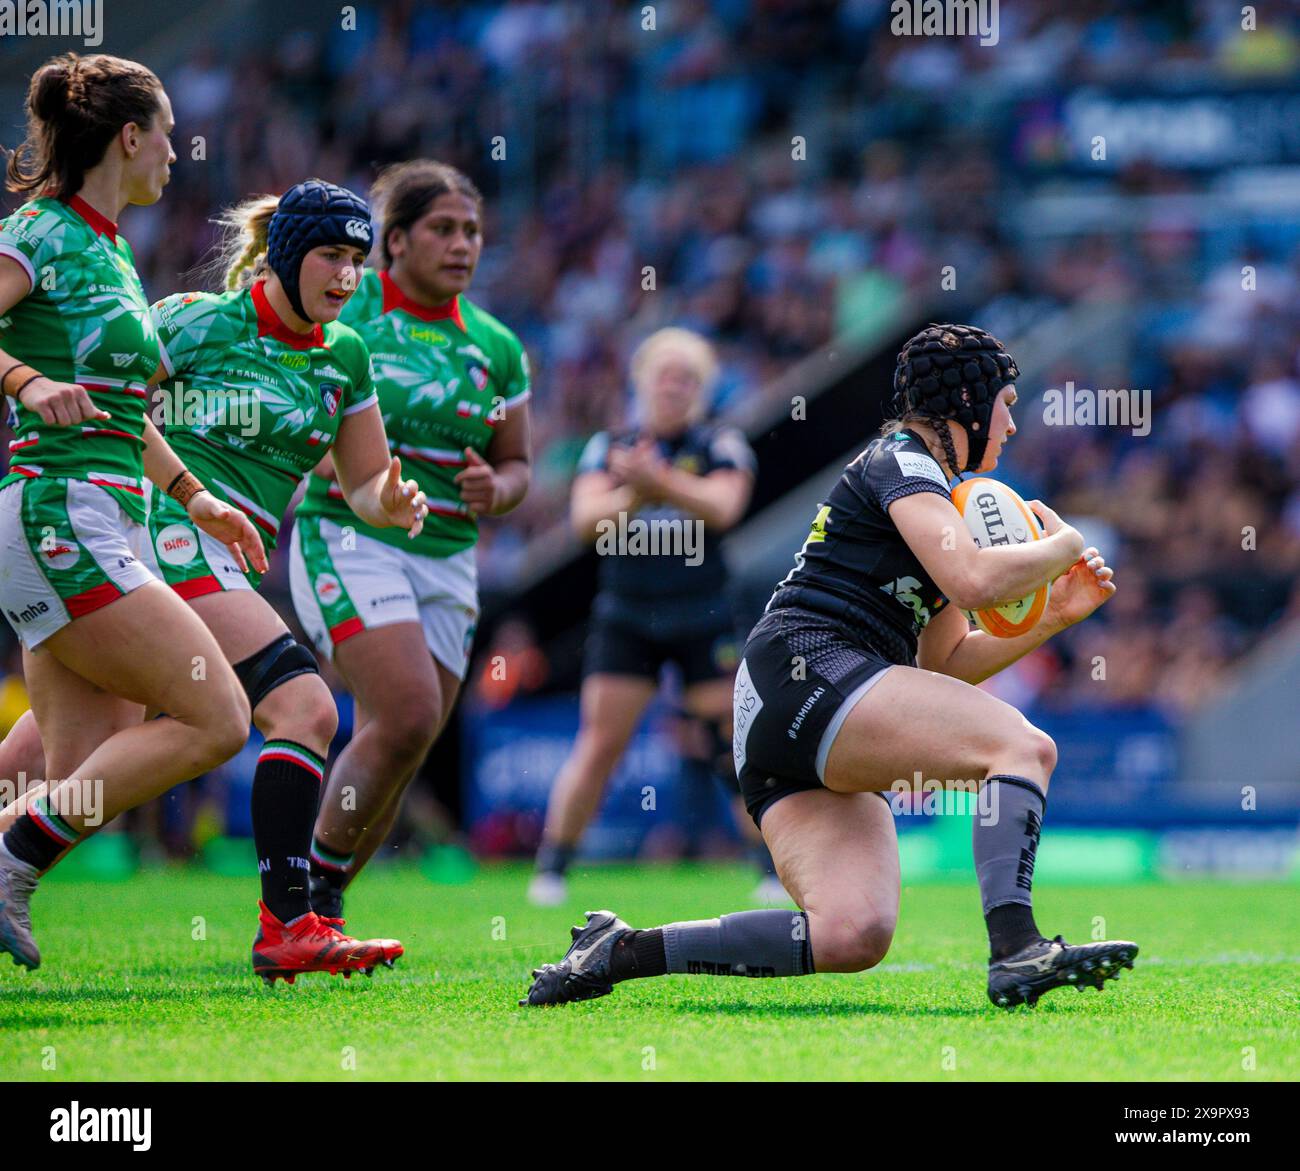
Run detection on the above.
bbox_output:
[40,538,81,570]
[110,353,135,368]
[314,365,346,380]
[7,600,50,624]
[314,572,342,605]
[277,352,311,372]
[156,523,199,567]
[456,400,483,419]
[893,450,949,489]
[408,326,450,347]
[319,382,342,417]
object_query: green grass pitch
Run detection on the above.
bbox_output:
[1,863,1296,1081]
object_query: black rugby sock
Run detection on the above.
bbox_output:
[252,741,325,924]
[534,840,574,878]
[973,775,1048,959]
[3,794,80,872]
[610,929,668,981]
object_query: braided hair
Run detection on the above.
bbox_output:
[890,323,1019,475]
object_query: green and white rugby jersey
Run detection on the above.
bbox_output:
[294,269,530,559]
[0,195,161,522]
[150,279,377,553]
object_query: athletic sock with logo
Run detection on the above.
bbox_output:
[973,774,1048,960]
[2,793,80,872]
[610,910,814,981]
[252,741,325,924]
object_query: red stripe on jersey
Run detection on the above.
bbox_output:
[89,478,145,496]
[65,580,123,618]
[81,382,148,400]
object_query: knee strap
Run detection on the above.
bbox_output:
[233,633,319,709]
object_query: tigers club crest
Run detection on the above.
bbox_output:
[319,382,342,417]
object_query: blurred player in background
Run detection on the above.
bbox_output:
[523,324,1139,1011]
[290,160,531,922]
[0,54,262,970]
[528,327,774,908]
[2,178,427,983]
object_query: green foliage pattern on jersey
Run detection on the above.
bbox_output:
[0,197,161,522]
[295,269,530,559]
[151,286,376,549]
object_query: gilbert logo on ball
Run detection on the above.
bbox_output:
[950,477,1050,638]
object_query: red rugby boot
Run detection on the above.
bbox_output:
[251,901,403,985]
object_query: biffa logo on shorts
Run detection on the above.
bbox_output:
[156,523,198,567]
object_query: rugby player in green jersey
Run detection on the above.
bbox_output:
[0,54,265,971]
[289,161,531,923]
[1,178,430,983]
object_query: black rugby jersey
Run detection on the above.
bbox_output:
[577,422,755,633]
[766,429,954,663]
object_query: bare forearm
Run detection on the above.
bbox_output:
[654,468,743,530]
[342,467,391,527]
[971,531,1083,609]
[941,619,1065,685]
[488,458,530,516]
[572,484,643,540]
[141,417,187,489]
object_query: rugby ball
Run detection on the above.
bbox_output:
[950,478,1050,638]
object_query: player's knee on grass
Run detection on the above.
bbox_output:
[811,904,896,973]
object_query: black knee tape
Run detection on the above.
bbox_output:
[233,633,319,709]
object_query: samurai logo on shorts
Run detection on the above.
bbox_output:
[319,382,342,417]
[314,572,342,605]
[155,522,199,566]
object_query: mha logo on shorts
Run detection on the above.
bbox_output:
[7,600,50,624]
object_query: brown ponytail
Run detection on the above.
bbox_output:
[5,53,162,200]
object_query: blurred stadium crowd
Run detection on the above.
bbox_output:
[2,0,1299,788]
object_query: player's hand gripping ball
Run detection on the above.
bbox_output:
[950,477,1050,638]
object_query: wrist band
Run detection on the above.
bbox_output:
[11,373,42,403]
[1,362,30,395]
[166,470,204,508]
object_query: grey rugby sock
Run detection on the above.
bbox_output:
[972,775,1046,914]
[662,910,814,977]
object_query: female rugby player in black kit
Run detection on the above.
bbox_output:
[523,324,1139,1010]
[528,327,773,907]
